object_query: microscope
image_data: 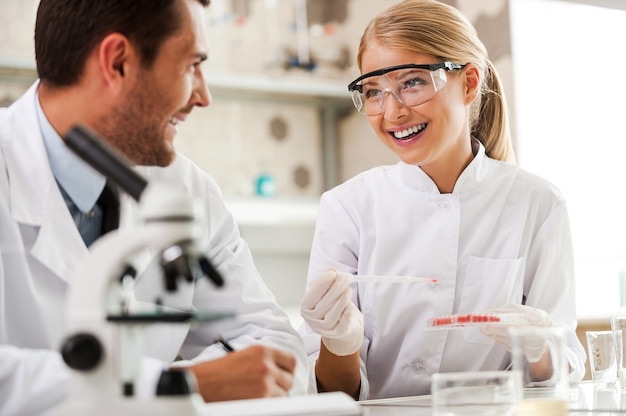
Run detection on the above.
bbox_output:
[56,125,228,415]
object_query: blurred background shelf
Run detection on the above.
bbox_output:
[206,72,349,104]
[0,59,352,190]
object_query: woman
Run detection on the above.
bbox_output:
[299,0,585,400]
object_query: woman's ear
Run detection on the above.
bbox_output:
[463,63,481,105]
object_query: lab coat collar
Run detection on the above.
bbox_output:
[451,138,489,193]
[1,81,88,283]
[2,82,51,225]
[399,137,489,194]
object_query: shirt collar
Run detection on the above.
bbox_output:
[451,137,488,192]
[36,93,105,213]
[399,137,489,194]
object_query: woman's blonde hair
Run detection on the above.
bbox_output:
[356,0,515,163]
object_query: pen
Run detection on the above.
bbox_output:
[215,336,235,353]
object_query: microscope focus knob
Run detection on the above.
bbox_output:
[61,333,103,371]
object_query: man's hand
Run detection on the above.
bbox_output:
[188,345,296,402]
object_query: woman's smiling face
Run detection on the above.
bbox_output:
[360,43,476,177]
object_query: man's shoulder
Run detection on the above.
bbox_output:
[0,83,39,139]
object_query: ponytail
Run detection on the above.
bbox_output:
[472,60,516,163]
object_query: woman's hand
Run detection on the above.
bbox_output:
[300,269,364,356]
[481,304,553,362]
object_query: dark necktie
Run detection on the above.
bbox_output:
[97,181,120,236]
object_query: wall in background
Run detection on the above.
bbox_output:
[510,0,626,320]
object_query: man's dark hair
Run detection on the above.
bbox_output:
[34,0,210,87]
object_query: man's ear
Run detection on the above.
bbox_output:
[97,33,136,89]
[463,63,481,105]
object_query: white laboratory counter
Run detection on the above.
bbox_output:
[358,381,626,415]
[54,381,626,415]
[198,381,626,415]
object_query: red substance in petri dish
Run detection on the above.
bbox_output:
[432,316,454,326]
[429,313,502,327]
[456,314,470,323]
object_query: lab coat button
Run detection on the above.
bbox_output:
[438,201,450,211]
[411,359,425,372]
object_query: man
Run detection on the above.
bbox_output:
[0,0,307,414]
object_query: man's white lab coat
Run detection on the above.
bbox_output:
[0,82,308,415]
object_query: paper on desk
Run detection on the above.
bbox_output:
[359,395,432,407]
[200,392,362,416]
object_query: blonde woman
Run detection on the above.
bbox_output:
[299,0,585,400]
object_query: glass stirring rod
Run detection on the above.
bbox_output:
[339,272,438,284]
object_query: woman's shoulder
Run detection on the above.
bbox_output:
[487,158,566,202]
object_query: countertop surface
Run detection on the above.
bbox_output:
[359,381,626,415]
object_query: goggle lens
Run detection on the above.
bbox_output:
[351,67,447,115]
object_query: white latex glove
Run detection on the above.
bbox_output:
[480,304,553,363]
[300,270,364,356]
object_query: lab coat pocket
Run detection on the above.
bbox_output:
[458,256,525,344]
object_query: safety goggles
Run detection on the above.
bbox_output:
[347,62,466,115]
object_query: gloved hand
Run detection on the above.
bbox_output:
[300,270,364,356]
[480,304,553,363]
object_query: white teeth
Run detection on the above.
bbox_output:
[169,117,179,125]
[393,123,426,139]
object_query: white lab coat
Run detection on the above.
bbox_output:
[0,82,308,415]
[299,141,586,400]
